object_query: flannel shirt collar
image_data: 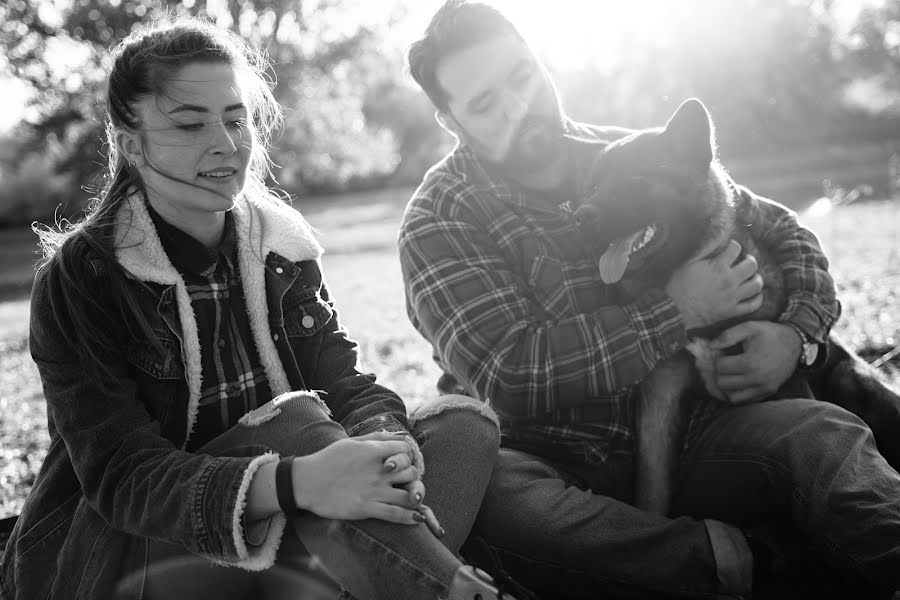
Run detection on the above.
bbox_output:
[453,119,608,214]
[147,201,237,277]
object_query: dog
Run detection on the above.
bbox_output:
[574,98,900,515]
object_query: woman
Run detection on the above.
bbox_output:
[0,17,511,600]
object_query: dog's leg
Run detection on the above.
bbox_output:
[634,355,694,515]
[808,332,900,470]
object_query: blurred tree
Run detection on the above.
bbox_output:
[842,0,900,115]
[556,0,854,152]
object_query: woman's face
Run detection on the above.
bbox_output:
[130,61,254,223]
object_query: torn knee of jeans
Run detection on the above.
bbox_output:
[275,389,332,417]
[239,390,331,427]
[408,394,499,430]
[239,400,282,427]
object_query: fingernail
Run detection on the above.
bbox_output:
[438,527,446,538]
[412,512,426,522]
[414,492,422,503]
[384,461,396,472]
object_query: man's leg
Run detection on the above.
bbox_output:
[407,394,502,554]
[675,397,900,598]
[465,447,751,599]
[808,333,900,470]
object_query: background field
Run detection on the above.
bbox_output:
[1,181,899,519]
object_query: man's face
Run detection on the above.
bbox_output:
[436,35,566,177]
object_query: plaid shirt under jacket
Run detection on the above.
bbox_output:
[149,206,273,451]
[398,121,841,465]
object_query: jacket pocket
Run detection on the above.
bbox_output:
[11,492,80,600]
[282,285,334,338]
[124,334,182,380]
[16,491,80,559]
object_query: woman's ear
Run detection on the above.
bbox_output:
[115,128,143,167]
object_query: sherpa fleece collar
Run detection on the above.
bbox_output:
[114,194,322,447]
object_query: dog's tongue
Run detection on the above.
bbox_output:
[598,230,645,284]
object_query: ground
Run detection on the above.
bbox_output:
[0,187,898,519]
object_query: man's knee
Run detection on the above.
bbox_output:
[409,394,499,432]
[780,398,877,459]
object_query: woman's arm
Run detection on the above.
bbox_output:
[31,255,282,569]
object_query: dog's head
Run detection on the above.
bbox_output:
[576,98,734,286]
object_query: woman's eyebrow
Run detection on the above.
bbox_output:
[168,102,246,114]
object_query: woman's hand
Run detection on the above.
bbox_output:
[292,437,427,526]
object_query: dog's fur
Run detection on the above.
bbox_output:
[575,99,900,515]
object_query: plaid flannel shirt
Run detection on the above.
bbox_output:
[149,207,272,451]
[399,121,841,465]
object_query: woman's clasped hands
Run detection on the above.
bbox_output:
[291,431,444,537]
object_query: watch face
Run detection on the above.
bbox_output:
[803,342,819,367]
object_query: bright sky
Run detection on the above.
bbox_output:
[0,78,30,134]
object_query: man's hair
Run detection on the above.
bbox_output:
[407,0,523,112]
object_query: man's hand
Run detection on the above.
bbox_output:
[710,321,803,404]
[665,240,764,330]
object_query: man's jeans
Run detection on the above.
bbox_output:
[114,392,501,600]
[467,398,900,599]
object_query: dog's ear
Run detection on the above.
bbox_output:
[663,98,715,169]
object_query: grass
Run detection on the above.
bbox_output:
[0,185,898,520]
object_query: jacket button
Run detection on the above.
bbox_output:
[302,315,315,329]
[273,333,279,341]
[275,266,284,274]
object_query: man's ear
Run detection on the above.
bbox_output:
[115,128,143,167]
[434,110,460,139]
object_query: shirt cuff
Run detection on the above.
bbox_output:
[777,298,838,345]
[704,519,753,598]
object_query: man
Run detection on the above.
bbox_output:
[399,1,900,598]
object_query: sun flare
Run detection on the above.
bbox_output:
[494,0,687,70]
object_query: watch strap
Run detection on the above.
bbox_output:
[276,456,299,516]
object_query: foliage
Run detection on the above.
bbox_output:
[555,0,867,151]
[0,144,75,227]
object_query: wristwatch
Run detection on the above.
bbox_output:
[789,324,820,370]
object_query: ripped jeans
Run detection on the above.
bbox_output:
[114,393,500,600]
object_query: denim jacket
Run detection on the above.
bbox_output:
[0,195,415,600]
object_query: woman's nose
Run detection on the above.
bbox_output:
[209,121,238,155]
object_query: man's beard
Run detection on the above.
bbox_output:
[478,115,566,179]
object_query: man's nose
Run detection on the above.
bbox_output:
[500,89,530,123]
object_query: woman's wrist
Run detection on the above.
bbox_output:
[290,454,314,512]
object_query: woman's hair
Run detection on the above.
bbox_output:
[34,16,283,388]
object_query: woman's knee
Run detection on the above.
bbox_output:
[238,391,332,428]
[409,394,500,447]
[234,391,345,456]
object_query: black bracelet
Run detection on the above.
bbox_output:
[275,456,298,516]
